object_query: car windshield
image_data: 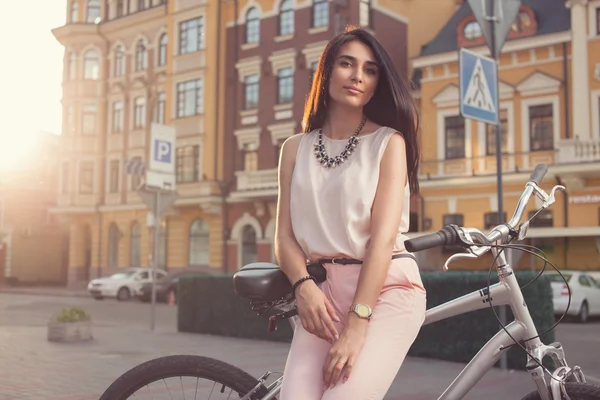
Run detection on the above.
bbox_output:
[109,271,137,280]
[547,273,572,283]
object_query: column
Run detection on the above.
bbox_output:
[567,0,591,139]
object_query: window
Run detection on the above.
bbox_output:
[279,0,294,36]
[68,53,77,80]
[444,116,465,159]
[83,49,99,80]
[82,104,97,135]
[116,0,124,17]
[528,209,553,228]
[359,0,371,28]
[114,46,125,76]
[244,149,258,171]
[246,8,260,43]
[309,60,319,89]
[486,108,508,155]
[241,225,257,267]
[135,40,147,71]
[529,104,553,151]
[138,0,146,11]
[108,223,119,268]
[177,79,203,117]
[464,21,482,40]
[244,74,259,109]
[86,0,101,23]
[130,156,143,190]
[71,1,79,23]
[484,212,507,229]
[511,11,531,33]
[79,161,94,194]
[176,145,199,183]
[109,160,120,193]
[61,163,70,194]
[189,219,209,265]
[179,17,204,54]
[277,67,293,104]
[313,0,329,28]
[155,92,166,123]
[158,34,168,66]
[111,101,123,133]
[134,97,146,128]
[130,222,141,267]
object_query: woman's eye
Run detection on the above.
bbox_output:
[340,61,351,67]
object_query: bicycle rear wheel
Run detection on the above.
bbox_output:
[99,355,271,400]
[522,382,600,399]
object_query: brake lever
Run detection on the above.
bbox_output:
[531,183,566,209]
[443,252,477,271]
[442,227,491,271]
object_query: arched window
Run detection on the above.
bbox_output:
[279,0,294,36]
[246,8,260,44]
[83,49,99,80]
[241,225,257,268]
[108,223,120,268]
[86,0,101,23]
[71,1,79,23]
[135,40,147,71]
[130,222,141,267]
[114,45,125,76]
[158,34,168,66]
[189,219,209,265]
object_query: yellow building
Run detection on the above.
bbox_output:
[410,0,600,272]
[0,131,68,285]
[51,0,225,286]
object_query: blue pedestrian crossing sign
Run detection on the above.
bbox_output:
[459,48,498,125]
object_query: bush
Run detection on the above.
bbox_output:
[177,271,555,370]
[55,307,91,323]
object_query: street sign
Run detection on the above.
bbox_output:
[147,123,176,190]
[459,48,498,125]
[467,0,522,58]
[138,189,179,217]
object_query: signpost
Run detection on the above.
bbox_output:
[138,123,179,331]
[463,0,522,370]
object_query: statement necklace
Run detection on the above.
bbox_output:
[314,115,367,168]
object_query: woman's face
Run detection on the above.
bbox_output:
[327,40,380,109]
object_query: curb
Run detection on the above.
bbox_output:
[0,288,90,299]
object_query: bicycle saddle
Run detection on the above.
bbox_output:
[233,262,327,302]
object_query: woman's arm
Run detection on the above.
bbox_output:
[347,132,409,328]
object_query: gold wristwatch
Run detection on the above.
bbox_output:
[349,303,372,320]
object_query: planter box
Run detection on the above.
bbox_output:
[47,320,93,343]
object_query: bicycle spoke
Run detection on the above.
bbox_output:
[194,378,199,400]
[162,379,174,400]
[180,376,185,400]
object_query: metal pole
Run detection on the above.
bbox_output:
[488,0,508,371]
[150,189,160,332]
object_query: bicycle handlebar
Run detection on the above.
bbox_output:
[405,163,563,254]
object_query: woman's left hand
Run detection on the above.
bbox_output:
[322,317,368,389]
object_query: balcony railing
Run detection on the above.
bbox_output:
[558,138,600,164]
[235,168,278,193]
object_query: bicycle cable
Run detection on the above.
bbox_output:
[480,237,573,383]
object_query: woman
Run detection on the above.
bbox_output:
[274,26,426,400]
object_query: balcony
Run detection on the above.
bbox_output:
[229,169,278,201]
[558,138,600,164]
[173,51,206,75]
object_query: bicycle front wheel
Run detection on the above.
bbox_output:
[522,382,600,399]
[99,355,271,400]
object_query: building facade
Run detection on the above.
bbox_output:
[51,0,226,286]
[410,0,600,271]
[218,0,451,271]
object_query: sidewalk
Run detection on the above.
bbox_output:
[0,285,89,298]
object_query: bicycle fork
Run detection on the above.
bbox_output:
[527,341,586,400]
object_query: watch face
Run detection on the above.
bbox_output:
[356,304,370,318]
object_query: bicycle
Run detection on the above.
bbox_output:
[99,163,600,400]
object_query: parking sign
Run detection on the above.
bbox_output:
[147,123,176,189]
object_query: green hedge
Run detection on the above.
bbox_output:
[178,271,555,370]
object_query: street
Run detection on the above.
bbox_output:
[0,292,597,399]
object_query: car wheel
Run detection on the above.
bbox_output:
[117,287,131,301]
[578,301,589,323]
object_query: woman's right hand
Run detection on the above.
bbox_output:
[295,280,341,343]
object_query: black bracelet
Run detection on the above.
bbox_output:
[292,275,316,297]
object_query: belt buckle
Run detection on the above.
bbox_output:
[330,257,339,265]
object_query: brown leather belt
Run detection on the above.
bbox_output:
[309,253,416,266]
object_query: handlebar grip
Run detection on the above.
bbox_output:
[405,225,459,252]
[529,164,548,185]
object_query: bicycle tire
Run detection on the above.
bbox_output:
[521,382,600,400]
[99,354,271,400]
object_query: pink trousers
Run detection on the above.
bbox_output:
[279,255,427,400]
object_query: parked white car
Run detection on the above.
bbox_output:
[87,268,168,301]
[547,270,600,323]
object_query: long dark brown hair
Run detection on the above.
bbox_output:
[301,26,421,194]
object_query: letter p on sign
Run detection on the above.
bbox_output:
[154,140,172,163]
